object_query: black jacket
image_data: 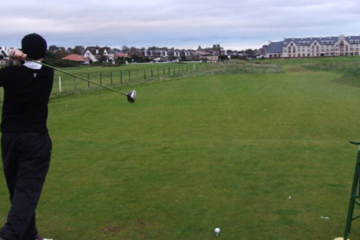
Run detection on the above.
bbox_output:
[0,64,54,133]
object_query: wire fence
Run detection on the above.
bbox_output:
[51,62,212,98]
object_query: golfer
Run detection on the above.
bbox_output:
[0,33,54,240]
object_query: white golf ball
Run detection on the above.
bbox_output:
[214,227,221,233]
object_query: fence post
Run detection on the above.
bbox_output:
[73,76,76,92]
[87,73,90,88]
[341,141,360,240]
[120,71,123,85]
[58,76,62,95]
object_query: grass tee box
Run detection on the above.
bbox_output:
[0,58,360,239]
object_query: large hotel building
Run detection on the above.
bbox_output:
[263,35,360,58]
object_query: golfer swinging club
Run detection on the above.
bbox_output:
[0,33,54,240]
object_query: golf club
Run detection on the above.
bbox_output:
[39,61,136,103]
[1,50,136,103]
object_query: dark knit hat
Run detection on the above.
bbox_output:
[21,33,47,60]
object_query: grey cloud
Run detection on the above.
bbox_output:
[1,0,359,49]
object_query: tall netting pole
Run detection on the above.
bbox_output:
[335,141,360,240]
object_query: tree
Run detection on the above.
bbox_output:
[116,57,131,65]
[47,45,67,58]
[72,45,85,55]
[56,48,68,58]
[131,53,149,63]
[245,49,256,58]
[122,46,129,53]
[48,45,59,53]
[219,55,229,61]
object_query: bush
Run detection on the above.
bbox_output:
[44,58,81,68]
[116,57,132,65]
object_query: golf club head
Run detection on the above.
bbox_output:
[127,90,136,103]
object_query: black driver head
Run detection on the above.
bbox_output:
[127,90,136,103]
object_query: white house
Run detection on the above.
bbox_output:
[0,46,14,56]
[143,48,169,58]
[83,49,98,64]
[0,46,15,67]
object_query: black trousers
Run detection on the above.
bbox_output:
[0,132,52,240]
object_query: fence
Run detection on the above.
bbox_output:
[52,62,212,97]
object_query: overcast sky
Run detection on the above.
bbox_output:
[1,0,359,50]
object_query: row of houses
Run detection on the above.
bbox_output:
[262,35,360,58]
[0,43,252,65]
[60,44,238,64]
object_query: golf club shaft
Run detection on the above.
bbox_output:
[35,61,128,96]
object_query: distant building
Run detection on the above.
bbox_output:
[264,41,283,58]
[83,46,115,64]
[0,46,14,67]
[143,47,169,59]
[83,48,98,63]
[62,54,85,63]
[168,48,181,59]
[196,50,218,62]
[115,52,129,58]
[195,44,226,62]
[263,35,360,58]
[0,46,13,56]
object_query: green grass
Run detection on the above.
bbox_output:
[255,56,360,87]
[1,58,360,239]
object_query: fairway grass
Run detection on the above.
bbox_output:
[1,61,360,239]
